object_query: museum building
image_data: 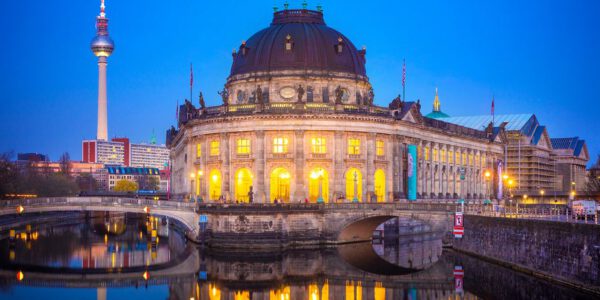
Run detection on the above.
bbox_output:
[166,8,505,203]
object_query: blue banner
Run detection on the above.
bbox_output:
[407,145,417,201]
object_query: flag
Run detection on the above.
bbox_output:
[190,63,194,88]
[491,96,495,115]
[402,59,406,88]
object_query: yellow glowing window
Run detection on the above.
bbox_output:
[210,140,220,156]
[311,137,327,154]
[469,154,473,165]
[375,140,384,156]
[433,148,438,162]
[456,152,461,164]
[348,138,360,155]
[475,154,480,166]
[482,155,486,166]
[441,149,446,162]
[462,153,467,165]
[237,138,251,154]
[273,137,288,154]
[448,151,454,163]
[196,144,201,158]
[418,145,422,159]
[424,147,430,161]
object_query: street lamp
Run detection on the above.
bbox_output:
[484,170,492,205]
[310,169,325,203]
[197,170,203,202]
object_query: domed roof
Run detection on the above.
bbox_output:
[229,9,367,79]
[91,35,114,57]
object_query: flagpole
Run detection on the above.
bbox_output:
[402,59,406,101]
[190,63,193,102]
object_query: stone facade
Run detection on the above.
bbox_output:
[169,111,504,203]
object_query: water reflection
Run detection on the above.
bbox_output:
[0,212,185,271]
[0,213,597,300]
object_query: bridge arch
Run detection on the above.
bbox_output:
[336,213,438,244]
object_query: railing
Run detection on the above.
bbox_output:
[462,204,600,225]
[0,197,196,212]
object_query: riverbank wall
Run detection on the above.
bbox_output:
[453,215,600,294]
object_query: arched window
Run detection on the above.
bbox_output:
[208,169,222,201]
[309,167,329,203]
[374,169,386,202]
[234,168,253,202]
[270,168,290,203]
[345,168,363,202]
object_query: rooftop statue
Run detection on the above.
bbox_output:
[218,86,229,106]
[256,85,264,104]
[297,85,305,103]
[198,92,206,109]
[367,87,374,106]
[335,86,343,104]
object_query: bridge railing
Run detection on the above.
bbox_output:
[0,197,196,212]
[463,204,600,225]
[195,202,457,212]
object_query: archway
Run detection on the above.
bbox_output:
[234,168,253,203]
[345,168,363,202]
[374,169,386,202]
[309,167,329,203]
[209,169,222,201]
[270,167,290,203]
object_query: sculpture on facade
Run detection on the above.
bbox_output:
[297,85,305,103]
[256,85,264,104]
[389,94,403,110]
[334,86,343,104]
[367,87,374,106]
[218,86,230,106]
[198,92,206,109]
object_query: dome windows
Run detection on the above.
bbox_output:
[335,37,344,54]
[285,34,294,51]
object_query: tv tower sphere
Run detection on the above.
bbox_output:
[90,0,114,57]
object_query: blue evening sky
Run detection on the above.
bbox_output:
[1,0,599,165]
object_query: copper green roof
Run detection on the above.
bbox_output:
[425,110,450,119]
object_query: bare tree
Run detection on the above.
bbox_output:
[59,152,71,177]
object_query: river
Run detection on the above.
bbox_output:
[0,212,594,299]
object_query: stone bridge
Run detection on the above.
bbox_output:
[0,198,458,247]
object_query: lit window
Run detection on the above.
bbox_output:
[418,145,422,160]
[210,141,220,156]
[273,137,289,154]
[462,153,467,165]
[433,148,438,162]
[441,149,446,163]
[311,137,327,154]
[376,140,384,156]
[424,147,430,161]
[348,138,360,155]
[237,138,251,154]
[448,151,454,164]
[469,154,473,166]
[475,154,480,166]
[196,144,201,158]
[456,152,461,164]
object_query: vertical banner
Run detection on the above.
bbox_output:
[407,145,417,201]
[454,212,464,238]
[497,160,503,200]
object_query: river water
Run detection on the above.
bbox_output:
[0,212,595,300]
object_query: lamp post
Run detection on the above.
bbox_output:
[311,170,325,203]
[539,189,545,204]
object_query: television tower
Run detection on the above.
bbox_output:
[90,0,114,141]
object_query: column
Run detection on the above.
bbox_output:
[393,136,402,198]
[221,133,230,201]
[334,131,345,198]
[366,133,375,201]
[97,57,108,141]
[255,131,265,203]
[294,130,306,201]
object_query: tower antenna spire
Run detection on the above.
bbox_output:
[91,0,114,141]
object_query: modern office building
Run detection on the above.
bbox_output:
[82,138,169,169]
